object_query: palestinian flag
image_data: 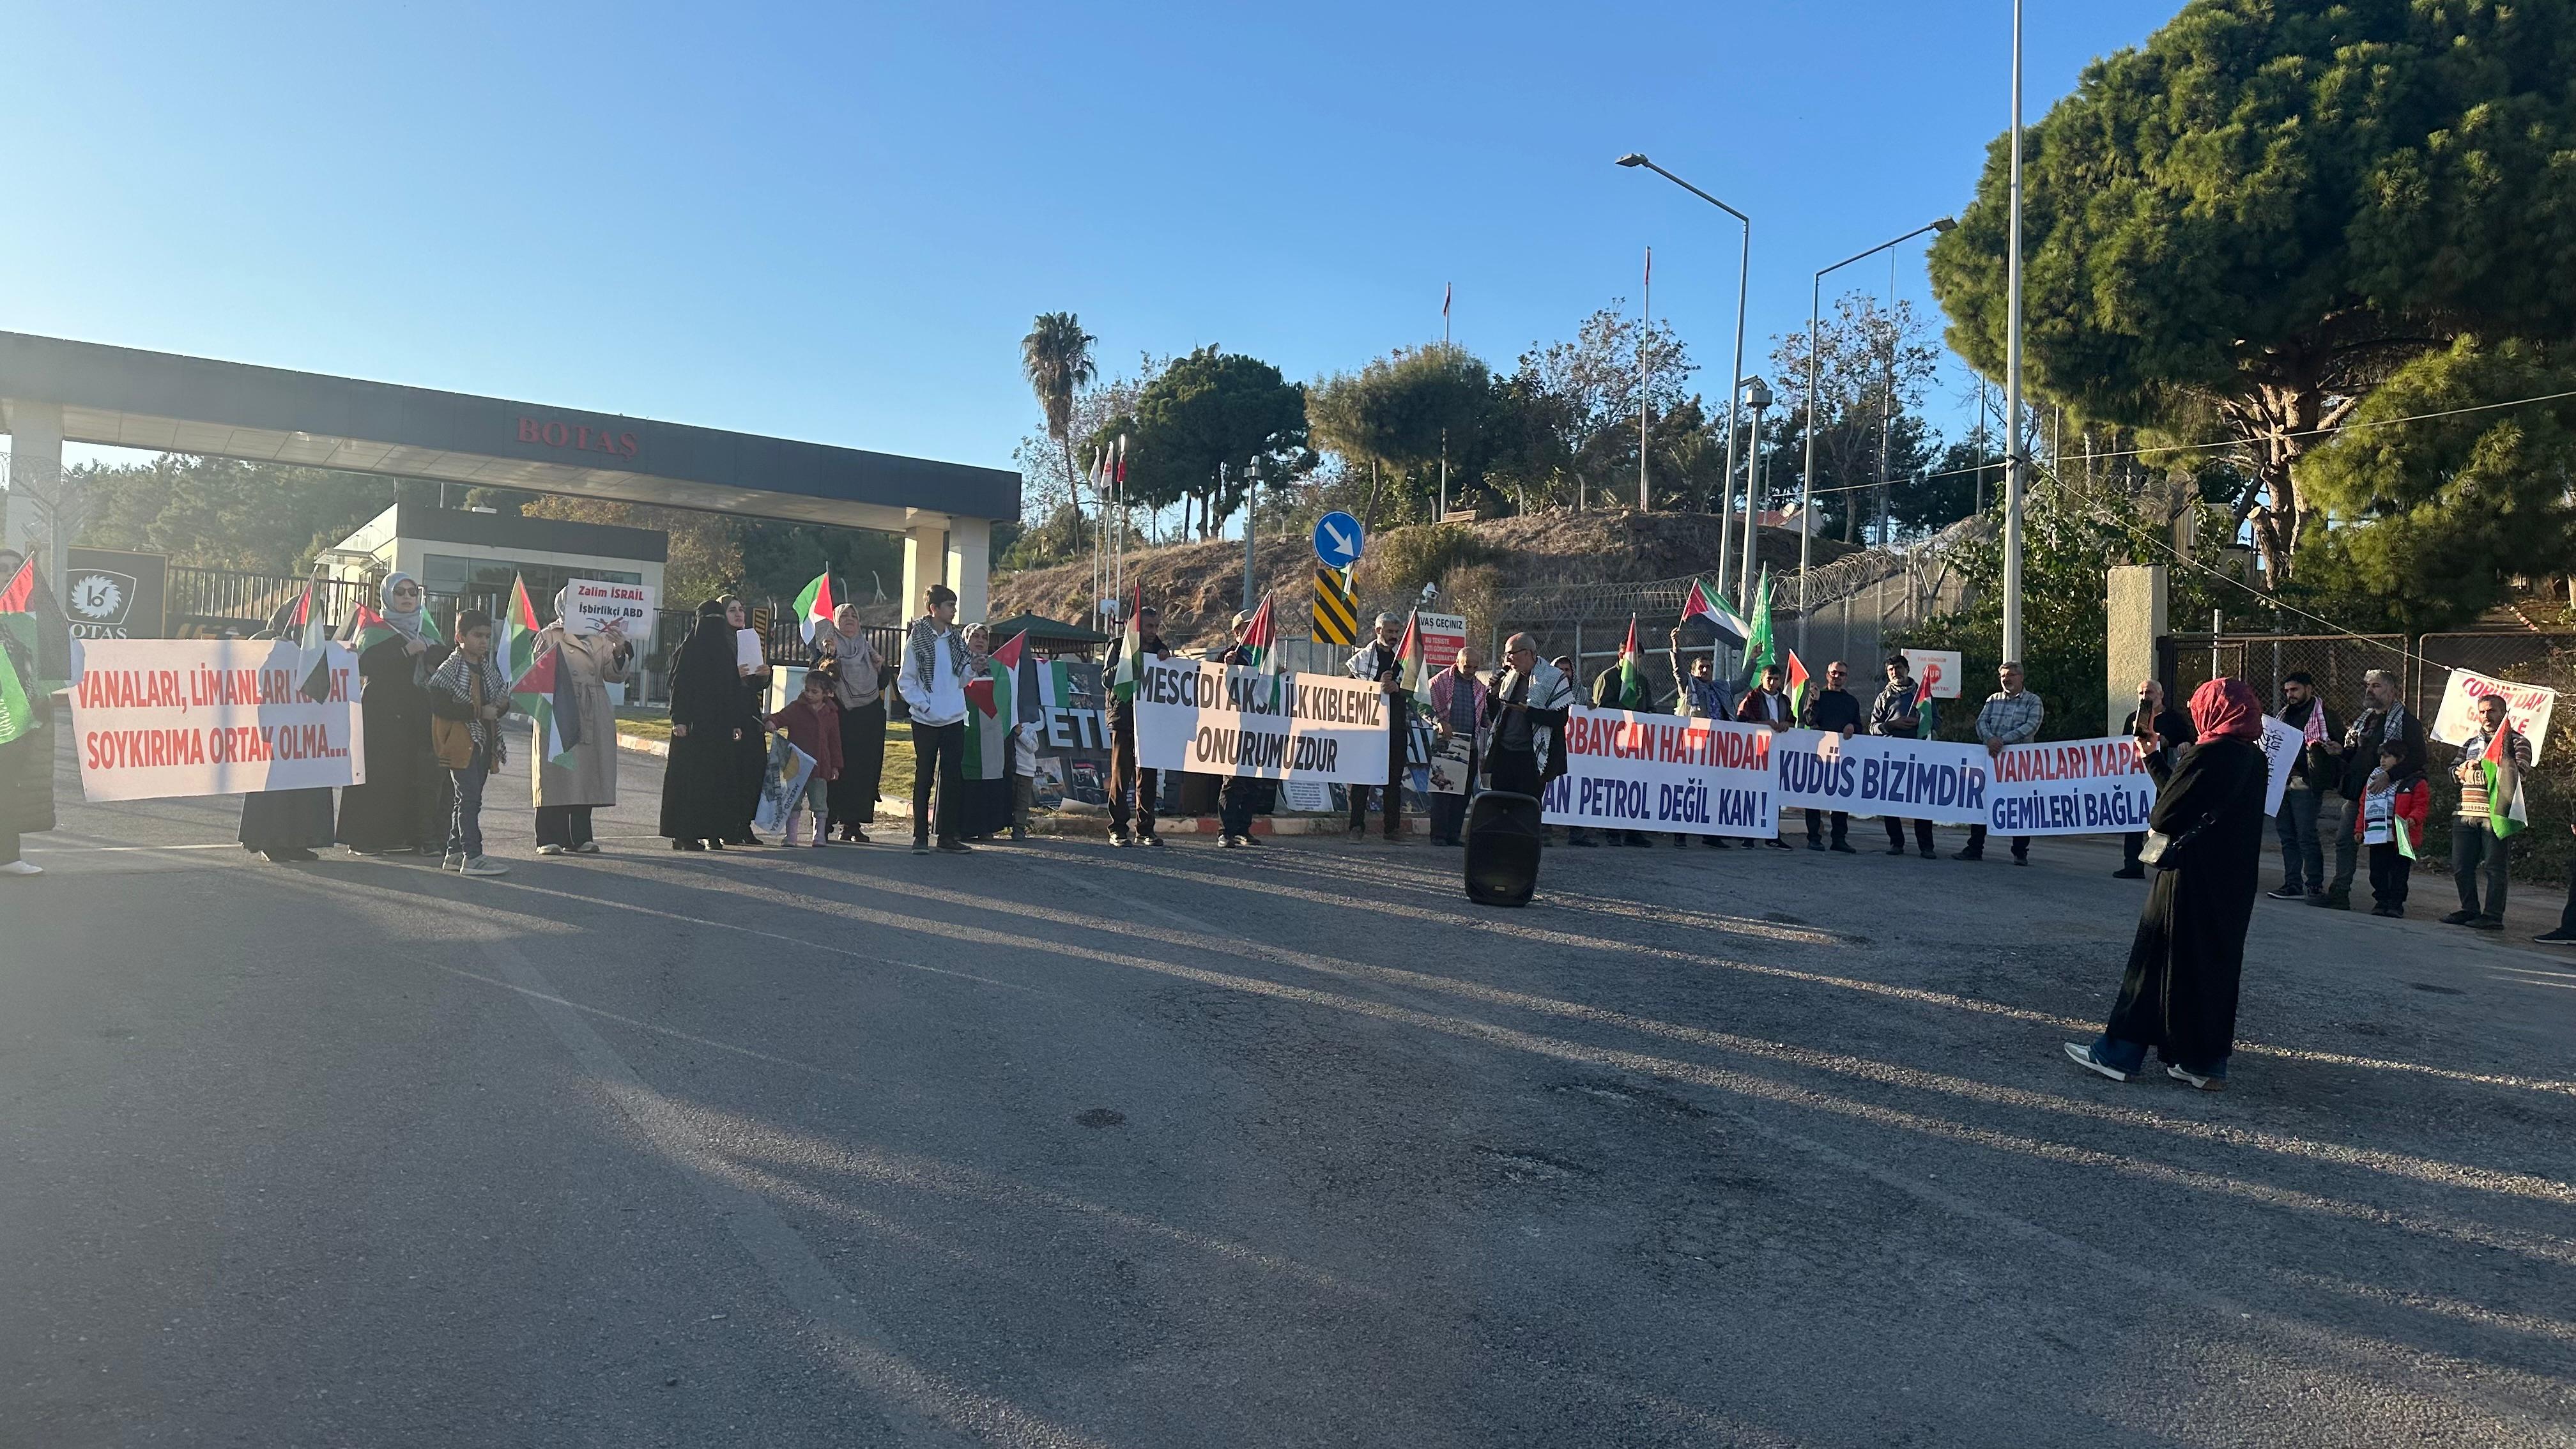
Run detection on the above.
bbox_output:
[0,559,74,687]
[0,629,31,746]
[507,641,585,768]
[1107,585,1145,703]
[1784,649,1811,720]
[1912,666,1940,739]
[1612,614,1650,710]
[291,584,335,702]
[793,569,838,646]
[499,574,579,766]
[962,630,1023,781]
[1738,567,1777,693]
[342,601,441,653]
[1238,594,1278,672]
[1395,611,1427,695]
[2481,723,2529,839]
[1680,577,1752,650]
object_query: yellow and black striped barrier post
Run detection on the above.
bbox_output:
[1311,565,1358,647]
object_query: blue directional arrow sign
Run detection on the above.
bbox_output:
[1312,511,1364,571]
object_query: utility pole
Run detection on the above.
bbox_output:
[1241,460,1258,616]
[1639,245,1653,512]
[1441,283,1452,521]
[2002,0,2028,665]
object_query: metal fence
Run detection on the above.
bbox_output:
[2154,630,2576,725]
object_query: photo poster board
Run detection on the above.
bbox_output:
[1024,657,1110,807]
[2429,668,2556,756]
[68,639,367,802]
[562,579,656,647]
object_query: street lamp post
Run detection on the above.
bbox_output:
[1616,153,1749,598]
[1738,377,1772,606]
[1796,217,1955,654]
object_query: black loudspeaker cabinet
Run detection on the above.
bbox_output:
[1464,791,1544,907]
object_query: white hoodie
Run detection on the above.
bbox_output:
[896,617,969,727]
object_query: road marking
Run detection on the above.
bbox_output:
[26,842,245,853]
[474,938,1108,1449]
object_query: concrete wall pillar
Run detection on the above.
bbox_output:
[2106,563,2168,735]
[946,517,990,624]
[3,398,66,564]
[900,521,946,621]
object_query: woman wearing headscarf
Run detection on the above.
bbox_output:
[530,587,635,855]
[2066,677,2270,1091]
[659,599,747,850]
[337,571,450,855]
[722,597,770,847]
[237,579,339,862]
[950,622,1013,842]
[814,603,889,842]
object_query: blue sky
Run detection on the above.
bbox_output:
[7,1,2180,479]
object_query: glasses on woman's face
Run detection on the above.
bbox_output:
[392,585,421,599]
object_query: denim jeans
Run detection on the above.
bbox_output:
[2453,820,2510,920]
[2275,787,2322,891]
[448,746,488,859]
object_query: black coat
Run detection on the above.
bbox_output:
[2106,735,2268,1070]
[337,636,450,850]
[659,613,747,841]
[1800,687,1864,734]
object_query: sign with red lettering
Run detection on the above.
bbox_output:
[68,640,367,802]
[518,416,640,460]
[1416,611,1469,671]
[1543,706,1777,838]
[1984,735,2156,836]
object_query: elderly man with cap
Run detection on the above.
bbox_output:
[1209,609,1268,848]
[1346,612,1411,843]
[1102,600,1169,847]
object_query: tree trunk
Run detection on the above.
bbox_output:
[1059,435,1086,524]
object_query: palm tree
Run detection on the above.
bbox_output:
[1022,312,1098,521]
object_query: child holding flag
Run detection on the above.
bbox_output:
[425,611,509,877]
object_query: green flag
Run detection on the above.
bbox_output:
[1737,567,1777,693]
[0,638,30,746]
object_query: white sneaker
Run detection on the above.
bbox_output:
[0,859,41,877]
[458,855,507,877]
[537,843,565,856]
[571,841,602,855]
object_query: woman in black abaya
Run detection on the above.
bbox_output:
[336,571,450,854]
[660,599,748,851]
[2065,676,2269,1091]
[237,586,339,862]
[724,597,770,847]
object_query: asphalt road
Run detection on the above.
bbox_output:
[6,739,2575,1448]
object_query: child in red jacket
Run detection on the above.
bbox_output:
[768,669,844,847]
[2358,739,2431,917]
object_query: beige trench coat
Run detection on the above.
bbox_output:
[532,625,631,808]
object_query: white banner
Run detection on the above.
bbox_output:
[1770,728,1991,824]
[1131,659,1394,786]
[562,578,656,640]
[1541,707,1777,838]
[1984,736,2155,837]
[68,639,367,802]
[2258,715,2303,817]
[2429,668,2555,755]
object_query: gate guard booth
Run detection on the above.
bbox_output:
[0,331,1017,620]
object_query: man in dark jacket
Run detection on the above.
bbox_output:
[1209,610,1266,848]
[1346,613,1410,843]
[1798,661,1864,853]
[2318,668,2420,910]
[2267,671,2342,901]
[1869,657,1938,859]
[2115,678,2195,879]
[1103,603,1167,847]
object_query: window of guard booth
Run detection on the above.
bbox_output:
[420,556,643,622]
